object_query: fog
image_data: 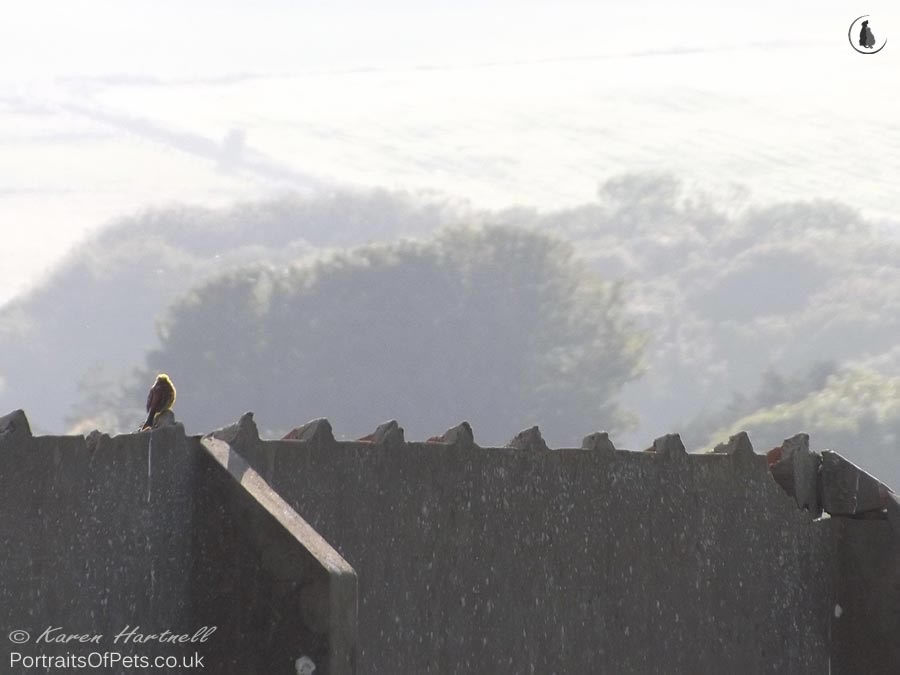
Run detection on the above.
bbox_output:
[1,2,897,486]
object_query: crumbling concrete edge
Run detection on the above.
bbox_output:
[765,433,898,533]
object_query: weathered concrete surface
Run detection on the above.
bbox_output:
[506,425,550,452]
[195,435,357,675]
[427,421,476,449]
[357,420,404,448]
[768,433,822,516]
[830,518,900,675]
[283,417,336,444]
[4,405,895,674]
[581,430,617,453]
[712,431,755,461]
[0,410,197,669]
[767,440,896,525]
[235,421,847,674]
[820,451,892,516]
[764,447,900,675]
[0,410,357,674]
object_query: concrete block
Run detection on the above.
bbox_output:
[650,433,687,460]
[768,433,822,516]
[427,421,476,450]
[581,431,616,453]
[207,411,260,447]
[506,425,549,451]
[712,431,755,461]
[0,409,32,446]
[358,420,404,448]
[821,451,892,516]
[282,418,336,446]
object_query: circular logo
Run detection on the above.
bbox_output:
[849,15,887,54]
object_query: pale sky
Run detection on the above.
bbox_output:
[2,1,899,306]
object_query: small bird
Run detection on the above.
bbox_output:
[140,373,176,431]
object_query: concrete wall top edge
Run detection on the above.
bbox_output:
[5,408,894,522]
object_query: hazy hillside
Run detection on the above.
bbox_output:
[2,172,897,485]
[546,177,900,453]
[0,189,467,433]
[75,226,641,443]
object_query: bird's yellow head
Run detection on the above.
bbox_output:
[156,373,176,408]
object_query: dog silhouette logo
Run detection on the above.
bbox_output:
[849,15,887,53]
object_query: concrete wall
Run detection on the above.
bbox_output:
[0,410,356,675]
[226,415,897,675]
[3,404,896,674]
[831,519,900,675]
[0,411,197,671]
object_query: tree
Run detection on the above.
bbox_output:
[701,366,900,490]
[94,226,643,446]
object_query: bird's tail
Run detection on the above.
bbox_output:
[140,411,155,432]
